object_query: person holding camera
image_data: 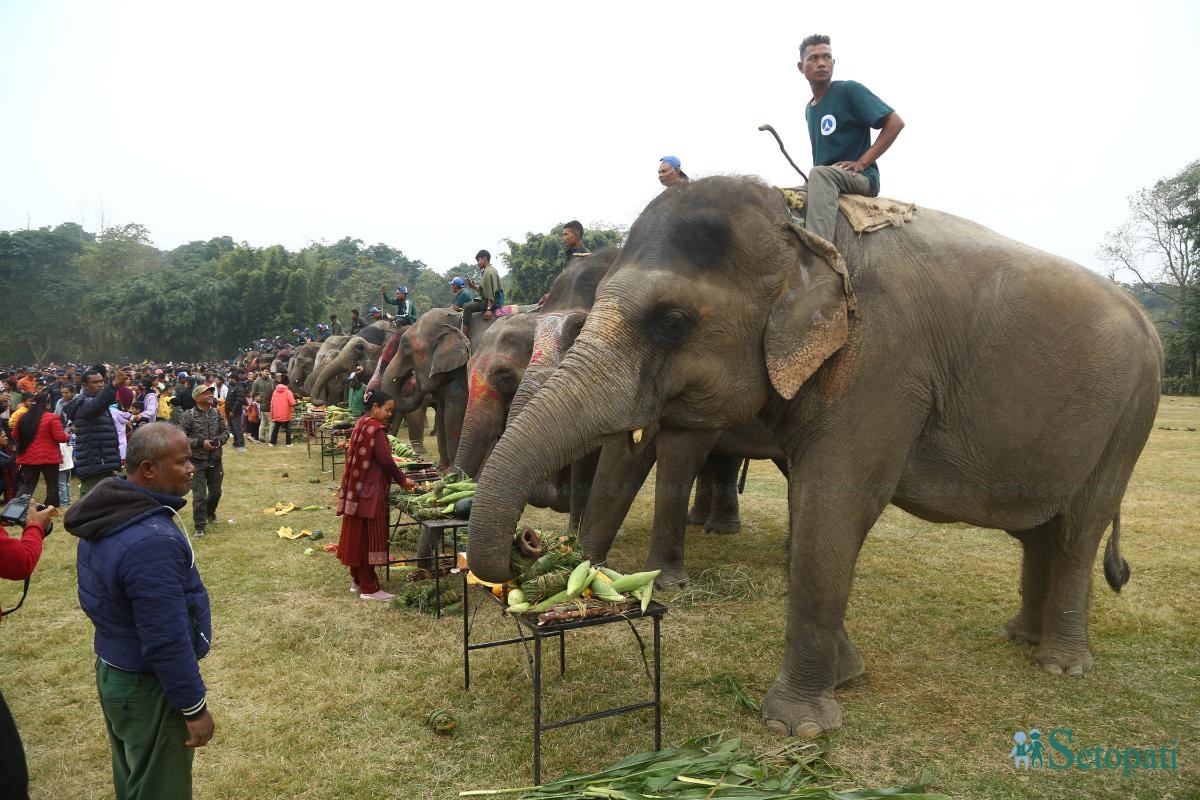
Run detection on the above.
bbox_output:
[179,385,227,538]
[0,501,55,798]
[64,366,129,498]
[65,423,214,800]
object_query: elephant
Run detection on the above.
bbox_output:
[468,175,1162,737]
[268,347,293,377]
[309,335,372,406]
[286,342,321,390]
[303,335,350,397]
[381,307,510,472]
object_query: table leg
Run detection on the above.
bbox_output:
[433,527,442,620]
[462,571,470,690]
[559,631,565,676]
[533,634,543,785]
[653,615,662,751]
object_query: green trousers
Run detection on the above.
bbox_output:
[96,659,193,800]
[79,471,117,498]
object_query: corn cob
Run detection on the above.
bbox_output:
[565,560,593,598]
[609,570,661,593]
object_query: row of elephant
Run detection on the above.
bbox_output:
[257,176,1165,738]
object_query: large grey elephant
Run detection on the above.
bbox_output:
[468,176,1162,737]
[286,342,321,389]
[302,335,350,396]
[309,335,373,406]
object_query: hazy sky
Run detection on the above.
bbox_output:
[2,0,1197,276]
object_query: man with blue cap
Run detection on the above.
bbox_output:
[379,284,417,327]
[658,155,689,187]
[449,277,475,314]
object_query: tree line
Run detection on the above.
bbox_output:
[0,221,623,364]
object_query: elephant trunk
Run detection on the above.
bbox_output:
[455,367,507,479]
[469,331,644,582]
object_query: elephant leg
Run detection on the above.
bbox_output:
[567,449,599,533]
[645,429,720,587]
[763,447,899,738]
[406,407,427,454]
[1032,514,1107,677]
[703,454,742,535]
[439,376,468,471]
[686,467,713,526]
[434,400,451,473]
[578,440,656,563]
[1004,524,1054,646]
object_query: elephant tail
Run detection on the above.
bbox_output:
[1102,510,1131,592]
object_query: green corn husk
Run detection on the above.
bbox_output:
[460,732,949,799]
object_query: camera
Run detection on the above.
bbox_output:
[0,495,53,535]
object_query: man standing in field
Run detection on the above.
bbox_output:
[179,384,228,537]
[66,423,215,800]
[798,34,904,243]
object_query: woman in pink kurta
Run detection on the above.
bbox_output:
[336,390,416,600]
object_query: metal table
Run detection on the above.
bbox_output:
[386,518,467,619]
[463,579,666,784]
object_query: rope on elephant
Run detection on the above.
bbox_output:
[778,188,917,234]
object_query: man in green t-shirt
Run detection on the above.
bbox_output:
[461,250,505,335]
[449,277,475,315]
[798,34,905,243]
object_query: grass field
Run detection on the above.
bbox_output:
[3,399,1198,800]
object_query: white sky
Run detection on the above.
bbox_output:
[2,0,1198,276]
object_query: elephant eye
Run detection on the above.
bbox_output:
[647,305,696,348]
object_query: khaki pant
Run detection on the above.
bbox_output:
[804,165,875,243]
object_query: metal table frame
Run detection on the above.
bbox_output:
[385,517,467,619]
[463,579,665,784]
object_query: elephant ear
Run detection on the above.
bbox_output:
[763,223,857,400]
[429,325,470,377]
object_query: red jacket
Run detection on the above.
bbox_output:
[270,384,296,422]
[0,522,45,582]
[15,412,68,466]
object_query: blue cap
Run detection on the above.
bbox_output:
[397,285,408,294]
[660,155,681,169]
[368,306,381,314]
[450,277,465,288]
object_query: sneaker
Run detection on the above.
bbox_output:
[350,583,360,594]
[235,447,247,452]
[267,443,274,447]
[207,515,218,524]
[359,590,395,602]
[286,443,293,447]
[194,529,206,538]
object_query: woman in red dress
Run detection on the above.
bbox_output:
[336,390,416,601]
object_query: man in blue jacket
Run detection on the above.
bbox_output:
[64,366,129,497]
[65,422,215,800]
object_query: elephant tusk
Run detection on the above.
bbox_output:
[632,428,644,444]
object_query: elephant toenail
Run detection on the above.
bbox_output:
[1066,665,1084,677]
[764,719,790,736]
[1043,662,1063,675]
[794,721,823,737]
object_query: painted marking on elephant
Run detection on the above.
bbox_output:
[529,313,568,367]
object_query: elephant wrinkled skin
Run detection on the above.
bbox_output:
[468,176,1163,737]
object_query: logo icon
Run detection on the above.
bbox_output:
[1010,729,1045,769]
[820,114,837,136]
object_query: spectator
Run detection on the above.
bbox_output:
[14,391,68,507]
[65,367,127,497]
[225,370,248,452]
[347,368,366,418]
[179,385,227,537]
[269,374,296,447]
[55,383,77,425]
[0,502,56,798]
[250,369,275,443]
[8,393,34,432]
[134,378,159,424]
[171,375,195,425]
[329,314,344,336]
[58,420,75,507]
[111,386,136,465]
[657,155,690,187]
[349,308,365,335]
[336,390,416,600]
[15,370,36,395]
[65,423,215,799]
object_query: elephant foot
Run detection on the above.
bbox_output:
[686,502,710,526]
[762,681,842,737]
[1003,614,1042,646]
[645,560,688,589]
[1033,640,1093,677]
[437,461,453,475]
[702,513,742,535]
[410,441,426,455]
[836,632,865,686]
